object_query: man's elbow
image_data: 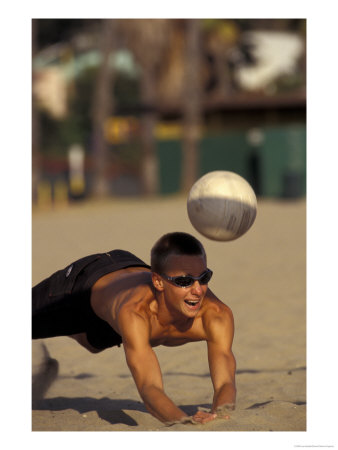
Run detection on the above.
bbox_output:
[69,333,103,353]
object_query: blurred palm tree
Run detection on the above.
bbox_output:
[181,19,203,192]
[91,19,115,197]
[119,19,171,195]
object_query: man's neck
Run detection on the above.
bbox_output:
[154,291,194,331]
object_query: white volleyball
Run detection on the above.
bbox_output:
[187,171,257,241]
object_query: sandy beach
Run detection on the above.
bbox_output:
[32,195,306,432]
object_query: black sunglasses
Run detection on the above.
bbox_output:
[161,269,213,288]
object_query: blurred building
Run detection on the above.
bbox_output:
[32,19,306,202]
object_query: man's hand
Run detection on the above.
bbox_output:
[165,406,233,426]
[192,410,217,424]
[165,410,218,426]
[196,405,232,422]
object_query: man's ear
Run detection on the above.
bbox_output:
[152,272,164,291]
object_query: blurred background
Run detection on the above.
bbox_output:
[31,19,308,431]
[32,18,306,206]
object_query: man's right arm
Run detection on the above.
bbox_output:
[118,308,189,424]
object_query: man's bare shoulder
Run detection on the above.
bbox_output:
[201,290,234,343]
[203,289,234,319]
[116,278,158,322]
[116,280,156,317]
[91,269,153,319]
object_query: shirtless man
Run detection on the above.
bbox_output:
[32,232,236,425]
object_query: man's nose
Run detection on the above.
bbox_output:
[191,280,202,294]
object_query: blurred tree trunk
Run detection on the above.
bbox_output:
[91,19,115,197]
[119,19,171,196]
[32,19,40,204]
[181,19,203,192]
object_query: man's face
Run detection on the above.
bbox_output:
[160,253,209,318]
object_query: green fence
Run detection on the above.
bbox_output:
[157,124,306,198]
[259,125,306,197]
[157,139,182,195]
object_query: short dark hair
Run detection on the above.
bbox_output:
[151,232,206,274]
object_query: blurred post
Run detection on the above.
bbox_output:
[32,19,41,205]
[247,128,264,196]
[68,144,85,199]
[91,19,115,198]
[140,71,158,196]
[181,19,203,192]
[140,77,159,195]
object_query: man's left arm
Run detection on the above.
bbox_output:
[205,304,236,415]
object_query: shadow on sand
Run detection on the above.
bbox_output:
[33,397,146,426]
[32,396,212,426]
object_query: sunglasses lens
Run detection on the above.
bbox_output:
[174,277,194,287]
[172,270,212,287]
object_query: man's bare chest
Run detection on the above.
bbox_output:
[149,320,206,347]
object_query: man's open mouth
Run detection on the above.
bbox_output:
[184,299,200,309]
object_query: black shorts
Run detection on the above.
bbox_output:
[32,250,150,350]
